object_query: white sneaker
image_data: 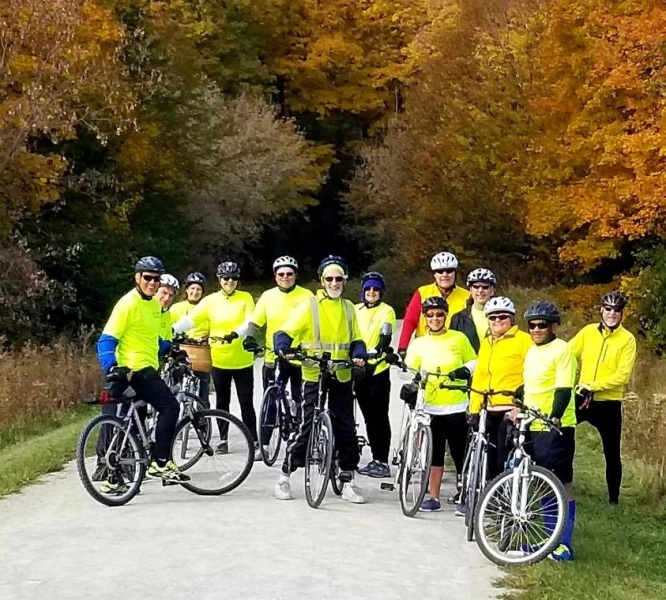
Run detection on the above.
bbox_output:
[273,480,293,500]
[341,482,366,504]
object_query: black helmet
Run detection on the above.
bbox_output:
[134,256,165,274]
[421,296,449,314]
[318,255,348,278]
[524,301,561,324]
[601,291,627,310]
[216,261,241,277]
[184,272,206,286]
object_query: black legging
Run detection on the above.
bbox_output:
[485,410,513,479]
[354,369,391,463]
[577,400,623,502]
[430,412,468,472]
[211,366,257,442]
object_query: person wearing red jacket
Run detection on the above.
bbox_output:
[398,251,470,355]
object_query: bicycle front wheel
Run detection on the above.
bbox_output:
[76,414,146,507]
[171,409,254,496]
[304,412,334,508]
[330,458,343,496]
[259,386,283,466]
[465,441,486,542]
[474,464,568,566]
[399,421,432,517]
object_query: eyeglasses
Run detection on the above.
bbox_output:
[488,314,511,322]
[365,286,381,293]
[528,322,550,330]
[434,268,455,275]
[603,306,623,313]
[471,283,491,290]
[324,276,344,283]
[276,271,295,278]
[141,274,161,283]
[220,275,239,281]
[425,312,446,319]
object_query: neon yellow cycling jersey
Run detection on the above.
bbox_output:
[354,301,396,376]
[169,300,208,339]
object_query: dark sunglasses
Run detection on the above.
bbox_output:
[276,271,295,278]
[365,286,381,293]
[603,306,623,313]
[528,322,550,330]
[141,274,161,283]
[220,275,239,281]
[434,268,455,275]
[324,276,344,283]
[471,283,491,290]
[425,311,446,319]
[488,314,511,322]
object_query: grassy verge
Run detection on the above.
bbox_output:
[503,426,666,600]
[0,407,97,498]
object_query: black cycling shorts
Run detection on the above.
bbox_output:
[529,427,575,485]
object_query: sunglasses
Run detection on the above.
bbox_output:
[425,311,446,319]
[603,306,623,313]
[471,283,491,290]
[528,322,550,330]
[365,286,381,293]
[434,268,455,275]
[276,272,295,278]
[488,314,511,322]
[141,274,161,283]
[324,276,344,283]
[220,275,239,281]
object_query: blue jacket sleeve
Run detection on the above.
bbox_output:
[350,340,368,360]
[273,331,294,355]
[97,334,119,373]
[159,339,171,358]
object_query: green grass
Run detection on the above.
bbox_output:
[503,426,666,600]
[0,407,97,497]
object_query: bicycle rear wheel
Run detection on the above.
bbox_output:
[399,421,432,517]
[171,409,254,496]
[259,385,283,466]
[465,441,486,542]
[474,464,568,566]
[305,412,334,508]
[330,458,343,496]
[76,414,145,507]
[176,392,209,464]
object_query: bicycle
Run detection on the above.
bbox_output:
[77,373,254,506]
[379,358,435,518]
[440,383,514,541]
[473,401,569,566]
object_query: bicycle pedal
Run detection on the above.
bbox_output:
[380,482,395,491]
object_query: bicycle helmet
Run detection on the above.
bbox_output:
[467,268,497,286]
[216,261,241,277]
[524,301,561,324]
[184,272,206,286]
[272,256,299,273]
[484,296,515,316]
[601,291,627,310]
[159,274,180,292]
[430,251,458,270]
[361,271,386,291]
[318,255,348,278]
[134,256,165,274]
[421,296,449,314]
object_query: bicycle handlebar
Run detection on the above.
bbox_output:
[512,399,562,433]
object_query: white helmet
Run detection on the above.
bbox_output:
[272,255,299,273]
[467,268,497,286]
[484,296,515,316]
[159,274,180,292]
[430,251,459,270]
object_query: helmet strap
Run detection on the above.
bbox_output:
[535,331,557,346]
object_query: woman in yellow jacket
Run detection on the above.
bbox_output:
[354,272,397,479]
[405,296,477,512]
[173,261,257,455]
[469,296,533,480]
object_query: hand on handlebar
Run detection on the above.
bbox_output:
[352,357,366,367]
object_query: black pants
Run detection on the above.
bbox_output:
[194,370,210,409]
[211,366,257,442]
[282,378,360,474]
[354,369,391,463]
[485,411,513,479]
[430,412,468,472]
[577,400,623,501]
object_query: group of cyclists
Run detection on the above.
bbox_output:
[96,249,637,564]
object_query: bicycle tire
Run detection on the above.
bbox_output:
[474,464,568,566]
[305,412,334,508]
[399,421,432,518]
[172,409,254,496]
[259,386,283,466]
[330,458,343,496]
[176,392,211,465]
[466,441,485,542]
[458,432,475,508]
[76,414,146,507]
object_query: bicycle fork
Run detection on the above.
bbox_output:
[510,457,531,519]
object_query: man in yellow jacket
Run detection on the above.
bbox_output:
[569,291,637,505]
[273,255,368,504]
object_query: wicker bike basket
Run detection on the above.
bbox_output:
[180,343,213,373]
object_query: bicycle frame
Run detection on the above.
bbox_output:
[508,413,537,519]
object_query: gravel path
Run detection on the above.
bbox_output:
[0,364,499,600]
